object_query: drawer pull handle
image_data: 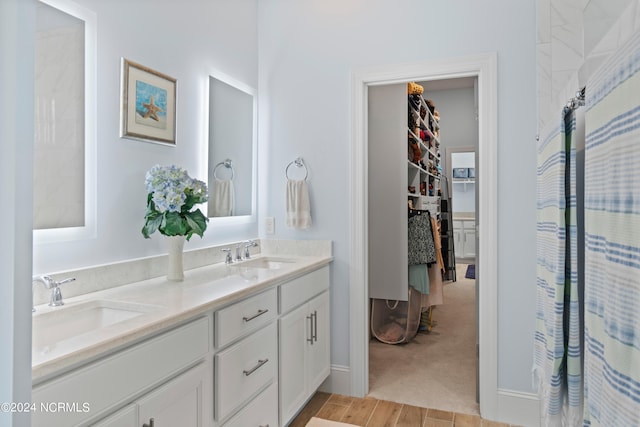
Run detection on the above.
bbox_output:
[243,358,269,376]
[307,314,314,344]
[312,310,318,342]
[243,308,269,322]
[142,418,154,427]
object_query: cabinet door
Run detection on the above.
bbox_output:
[137,363,207,427]
[92,404,137,427]
[279,303,309,425]
[453,229,463,259]
[307,291,330,392]
[463,228,476,259]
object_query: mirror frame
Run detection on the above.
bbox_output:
[205,70,258,225]
[33,0,97,244]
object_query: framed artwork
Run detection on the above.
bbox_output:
[120,58,176,145]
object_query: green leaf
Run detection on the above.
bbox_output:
[184,209,208,240]
[162,212,188,236]
[142,213,163,238]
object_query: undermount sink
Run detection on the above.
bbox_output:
[32,299,159,349]
[233,256,297,269]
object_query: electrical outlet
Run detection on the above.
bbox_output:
[265,216,275,234]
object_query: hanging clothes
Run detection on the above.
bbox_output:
[430,215,445,273]
[407,212,436,265]
[408,264,429,295]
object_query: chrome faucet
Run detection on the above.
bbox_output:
[243,240,258,259]
[32,275,76,312]
[235,244,243,262]
[221,248,233,264]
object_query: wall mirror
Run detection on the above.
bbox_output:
[34,0,96,243]
[207,74,256,219]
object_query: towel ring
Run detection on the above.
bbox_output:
[285,157,308,180]
[213,159,234,180]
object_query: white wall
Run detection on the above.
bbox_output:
[258,0,538,394]
[33,0,259,275]
[536,0,640,131]
[1,1,36,425]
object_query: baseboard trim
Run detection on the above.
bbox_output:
[495,389,539,427]
[319,364,351,396]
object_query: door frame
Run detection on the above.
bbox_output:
[349,53,499,419]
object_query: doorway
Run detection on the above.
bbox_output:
[367,81,479,413]
[349,53,500,420]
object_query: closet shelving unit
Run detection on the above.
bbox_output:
[407,90,444,333]
[407,94,441,218]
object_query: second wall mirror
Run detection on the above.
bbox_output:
[208,75,256,219]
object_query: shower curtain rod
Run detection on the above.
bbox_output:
[565,86,586,111]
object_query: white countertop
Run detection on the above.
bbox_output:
[32,254,332,383]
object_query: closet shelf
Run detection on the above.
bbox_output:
[408,129,440,161]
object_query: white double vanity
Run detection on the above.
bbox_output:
[31,240,332,427]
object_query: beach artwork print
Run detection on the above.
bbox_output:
[120,58,176,145]
[135,80,167,129]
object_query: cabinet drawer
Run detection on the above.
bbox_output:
[280,266,330,314]
[32,316,209,427]
[215,322,277,422]
[215,288,277,348]
[222,382,278,427]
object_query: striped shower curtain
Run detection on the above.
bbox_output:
[583,30,640,427]
[534,106,583,426]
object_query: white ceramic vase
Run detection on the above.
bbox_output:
[166,235,186,281]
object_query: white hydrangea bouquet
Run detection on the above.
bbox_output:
[141,165,209,241]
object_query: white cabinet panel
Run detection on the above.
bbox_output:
[279,290,331,426]
[92,404,136,427]
[279,303,308,423]
[222,382,278,427]
[215,287,277,348]
[453,219,476,259]
[280,266,330,314]
[92,364,207,427]
[32,317,209,427]
[215,322,277,422]
[137,363,206,427]
[307,291,330,393]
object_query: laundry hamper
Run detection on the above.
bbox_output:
[371,286,421,344]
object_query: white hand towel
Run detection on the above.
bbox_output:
[286,179,312,229]
[211,178,234,217]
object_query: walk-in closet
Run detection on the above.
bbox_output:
[367,77,480,414]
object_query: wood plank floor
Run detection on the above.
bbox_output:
[290,392,521,427]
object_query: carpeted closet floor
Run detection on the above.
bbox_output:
[368,263,479,415]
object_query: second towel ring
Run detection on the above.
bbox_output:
[213,159,235,180]
[285,157,308,180]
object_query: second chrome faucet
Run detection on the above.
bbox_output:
[222,240,259,264]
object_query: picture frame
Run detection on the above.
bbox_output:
[120,58,176,145]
